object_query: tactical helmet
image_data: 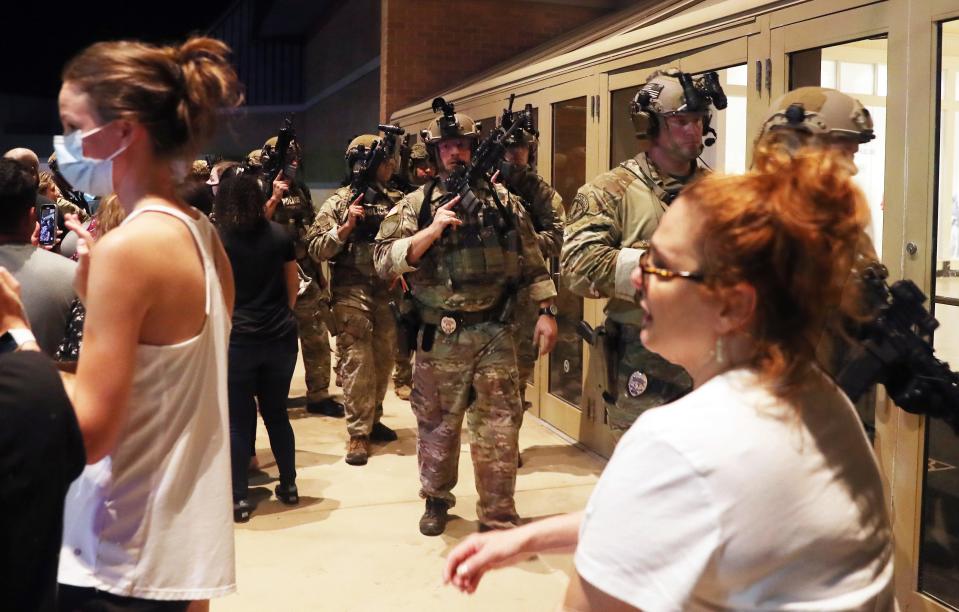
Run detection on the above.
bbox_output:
[191,159,210,175]
[246,149,263,167]
[503,125,538,148]
[345,134,380,166]
[760,87,874,144]
[629,68,726,152]
[264,136,279,149]
[409,142,429,162]
[420,97,480,145]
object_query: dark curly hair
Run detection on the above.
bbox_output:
[213,174,266,232]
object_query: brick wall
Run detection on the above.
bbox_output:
[380,0,611,120]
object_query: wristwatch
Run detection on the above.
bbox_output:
[0,328,36,354]
[538,304,558,317]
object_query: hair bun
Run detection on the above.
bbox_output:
[173,37,244,156]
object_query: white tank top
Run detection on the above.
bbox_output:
[59,205,236,599]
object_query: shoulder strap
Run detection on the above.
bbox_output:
[417,178,440,230]
[618,160,668,202]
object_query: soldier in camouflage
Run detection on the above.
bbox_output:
[755,87,879,424]
[262,135,343,417]
[373,101,558,536]
[308,134,406,466]
[389,142,435,401]
[561,68,725,436]
[497,116,565,407]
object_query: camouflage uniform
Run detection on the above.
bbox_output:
[562,153,702,434]
[273,182,335,403]
[56,197,89,223]
[503,165,565,391]
[391,142,433,392]
[374,178,556,528]
[308,184,404,437]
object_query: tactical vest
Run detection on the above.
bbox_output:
[414,177,521,291]
[332,187,393,285]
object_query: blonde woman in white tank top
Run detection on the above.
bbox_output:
[54,37,243,609]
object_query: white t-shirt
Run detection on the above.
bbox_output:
[575,367,894,612]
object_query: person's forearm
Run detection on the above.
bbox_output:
[336,223,354,243]
[406,225,441,266]
[519,511,584,556]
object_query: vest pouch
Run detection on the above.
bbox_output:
[448,227,491,284]
[480,226,506,276]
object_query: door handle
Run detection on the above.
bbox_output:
[755,60,762,93]
[765,58,772,97]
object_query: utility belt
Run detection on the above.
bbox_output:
[391,290,516,356]
[577,318,686,405]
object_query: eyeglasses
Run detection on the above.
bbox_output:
[638,250,706,288]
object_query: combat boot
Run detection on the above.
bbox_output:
[307,397,345,417]
[370,421,398,442]
[419,497,449,536]
[345,435,370,466]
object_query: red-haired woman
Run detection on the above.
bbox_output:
[444,149,894,611]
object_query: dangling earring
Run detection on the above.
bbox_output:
[715,336,725,365]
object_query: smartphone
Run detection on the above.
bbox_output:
[38,204,58,247]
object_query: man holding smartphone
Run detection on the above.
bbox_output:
[0,158,76,355]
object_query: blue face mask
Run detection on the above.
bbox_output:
[52,125,129,197]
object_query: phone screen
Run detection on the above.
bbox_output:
[39,206,57,246]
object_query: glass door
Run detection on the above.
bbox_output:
[917,14,959,612]
[529,75,604,447]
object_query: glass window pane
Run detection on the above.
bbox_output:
[919,19,959,608]
[821,60,837,88]
[549,97,586,407]
[726,64,748,86]
[839,61,875,95]
[791,40,887,258]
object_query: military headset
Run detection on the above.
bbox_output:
[629,70,728,149]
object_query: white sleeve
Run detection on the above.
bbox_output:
[574,428,721,612]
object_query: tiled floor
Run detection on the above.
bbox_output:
[215,353,606,612]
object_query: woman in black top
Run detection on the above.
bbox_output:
[215,174,299,522]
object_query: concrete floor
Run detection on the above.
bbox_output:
[215,353,606,612]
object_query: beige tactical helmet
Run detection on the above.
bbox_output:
[246,149,263,167]
[630,68,709,152]
[409,142,429,162]
[345,134,379,165]
[760,87,874,144]
[263,136,279,149]
[636,68,690,115]
[420,97,480,145]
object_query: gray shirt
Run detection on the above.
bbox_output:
[0,244,76,355]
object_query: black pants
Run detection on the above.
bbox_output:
[58,584,188,611]
[228,332,298,502]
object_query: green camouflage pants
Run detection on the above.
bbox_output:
[335,301,396,437]
[411,321,522,528]
[293,282,334,402]
[606,321,692,437]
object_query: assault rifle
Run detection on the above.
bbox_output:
[837,263,959,433]
[346,124,405,239]
[435,99,528,215]
[262,114,295,184]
